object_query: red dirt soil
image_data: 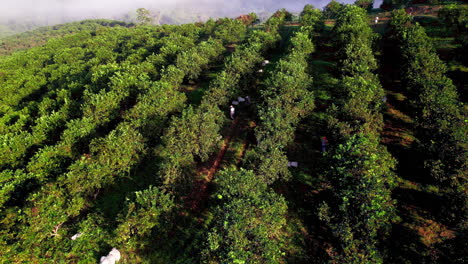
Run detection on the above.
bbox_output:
[184,117,241,212]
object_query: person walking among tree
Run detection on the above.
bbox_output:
[321,136,329,152]
[230,105,235,120]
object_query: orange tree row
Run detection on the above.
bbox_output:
[200,22,320,263]
[247,28,315,185]
[117,11,292,262]
[158,29,280,193]
[388,10,466,227]
[0,18,248,205]
[316,5,397,263]
[0,19,134,56]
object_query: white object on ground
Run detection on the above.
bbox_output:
[262,60,270,66]
[99,248,121,264]
[287,162,298,167]
[258,69,264,73]
[238,97,245,102]
[71,233,82,240]
[232,101,239,105]
[109,248,121,262]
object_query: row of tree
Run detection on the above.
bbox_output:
[388,9,466,227]
[201,16,297,264]
[199,10,333,262]
[0,24,206,171]
[158,23,280,192]
[317,6,398,263]
[248,28,315,184]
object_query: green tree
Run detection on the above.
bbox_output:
[320,134,397,263]
[253,29,315,184]
[355,0,374,11]
[136,8,153,25]
[300,4,323,30]
[264,9,291,33]
[323,0,344,19]
[213,18,247,44]
[116,186,174,251]
[388,10,467,226]
[203,168,288,264]
[333,5,377,76]
[438,4,468,34]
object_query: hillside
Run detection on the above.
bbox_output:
[0,20,134,56]
[0,3,466,264]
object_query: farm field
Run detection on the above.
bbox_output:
[0,3,466,263]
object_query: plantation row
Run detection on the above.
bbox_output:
[316,6,397,263]
[0,20,136,56]
[202,14,324,263]
[250,28,315,184]
[387,10,466,227]
[159,29,280,190]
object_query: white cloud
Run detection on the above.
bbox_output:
[0,0,352,24]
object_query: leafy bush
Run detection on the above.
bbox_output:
[203,168,288,264]
[320,134,397,263]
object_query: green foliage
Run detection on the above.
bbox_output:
[325,5,385,138]
[136,8,153,25]
[333,5,378,76]
[300,4,323,31]
[389,10,466,184]
[388,9,467,226]
[329,75,385,136]
[213,18,247,44]
[264,9,291,33]
[67,214,112,263]
[116,186,174,251]
[1,6,464,262]
[175,38,224,81]
[323,0,345,19]
[355,0,374,11]
[0,21,215,262]
[159,104,224,187]
[159,28,280,191]
[438,4,468,33]
[0,169,33,207]
[0,19,134,56]
[315,6,399,262]
[320,134,397,263]
[253,28,315,184]
[203,168,288,264]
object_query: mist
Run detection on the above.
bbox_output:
[1,0,355,28]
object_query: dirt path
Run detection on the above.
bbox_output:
[202,117,241,180]
[184,117,242,212]
[381,101,414,147]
